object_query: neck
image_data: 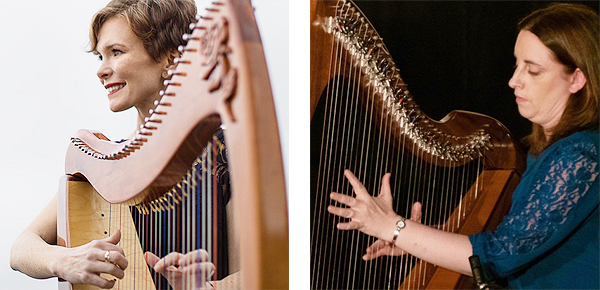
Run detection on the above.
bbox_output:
[131,105,151,139]
[135,91,163,134]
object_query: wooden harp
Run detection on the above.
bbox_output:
[57,0,288,289]
[310,1,525,289]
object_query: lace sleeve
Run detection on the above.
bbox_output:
[469,134,598,277]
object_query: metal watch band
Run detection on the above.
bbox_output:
[391,217,406,244]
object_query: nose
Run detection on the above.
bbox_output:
[508,65,522,89]
[97,60,112,83]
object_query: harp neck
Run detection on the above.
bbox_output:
[311,0,525,172]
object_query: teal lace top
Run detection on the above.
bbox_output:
[469,130,599,289]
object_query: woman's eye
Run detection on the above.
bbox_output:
[528,70,540,76]
[96,54,103,61]
[112,49,122,56]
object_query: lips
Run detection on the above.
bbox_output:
[515,94,526,103]
[105,83,126,95]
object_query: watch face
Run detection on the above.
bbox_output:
[397,220,406,228]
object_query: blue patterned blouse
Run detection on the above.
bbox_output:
[469,130,599,289]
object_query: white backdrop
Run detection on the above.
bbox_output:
[0,0,309,289]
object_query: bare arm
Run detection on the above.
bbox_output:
[328,170,474,276]
[10,192,128,288]
[10,193,62,278]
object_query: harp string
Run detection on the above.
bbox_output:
[313,5,487,290]
[313,1,485,289]
[118,135,221,290]
[310,0,346,287]
[346,11,370,289]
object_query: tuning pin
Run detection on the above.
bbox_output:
[159,90,176,97]
[173,57,191,65]
[182,33,200,41]
[168,69,188,77]
[154,99,172,107]
[163,80,181,86]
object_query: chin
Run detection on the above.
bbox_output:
[108,102,134,113]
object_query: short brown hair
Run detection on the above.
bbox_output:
[89,0,197,62]
[518,3,599,154]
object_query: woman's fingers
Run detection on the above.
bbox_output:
[363,239,407,260]
[363,240,390,260]
[144,251,160,268]
[178,249,210,266]
[180,262,215,288]
[95,260,126,280]
[327,204,354,219]
[380,173,392,199]
[181,261,215,277]
[145,250,216,290]
[329,191,356,206]
[84,274,117,289]
[365,239,389,253]
[153,252,185,273]
[101,249,128,271]
[343,170,368,196]
[411,202,422,223]
[336,220,359,230]
[99,230,125,256]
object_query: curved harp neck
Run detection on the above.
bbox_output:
[311,0,525,172]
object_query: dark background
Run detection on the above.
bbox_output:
[354,1,599,149]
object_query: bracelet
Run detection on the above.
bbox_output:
[391,217,406,245]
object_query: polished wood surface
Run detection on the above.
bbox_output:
[58,0,288,289]
[58,177,156,290]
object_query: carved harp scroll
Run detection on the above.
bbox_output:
[57,0,288,289]
[310,1,525,289]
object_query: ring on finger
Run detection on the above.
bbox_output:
[104,250,111,263]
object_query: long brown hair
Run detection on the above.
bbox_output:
[88,0,197,62]
[518,3,599,154]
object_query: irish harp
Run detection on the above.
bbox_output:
[57,0,288,289]
[310,1,525,289]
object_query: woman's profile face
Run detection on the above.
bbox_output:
[508,30,575,131]
[95,16,168,114]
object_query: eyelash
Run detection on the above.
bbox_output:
[96,49,123,61]
[513,64,540,76]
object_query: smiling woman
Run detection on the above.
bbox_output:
[9,0,241,288]
[3,0,290,289]
[93,16,177,126]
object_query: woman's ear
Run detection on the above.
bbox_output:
[569,68,587,94]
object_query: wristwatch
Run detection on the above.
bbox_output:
[391,217,406,245]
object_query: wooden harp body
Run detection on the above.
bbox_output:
[310,1,525,289]
[57,0,288,289]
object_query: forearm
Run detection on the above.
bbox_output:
[382,216,473,276]
[10,193,62,279]
[10,229,64,279]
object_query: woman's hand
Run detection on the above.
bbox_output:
[327,170,400,239]
[363,202,422,260]
[53,230,128,289]
[145,249,215,290]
